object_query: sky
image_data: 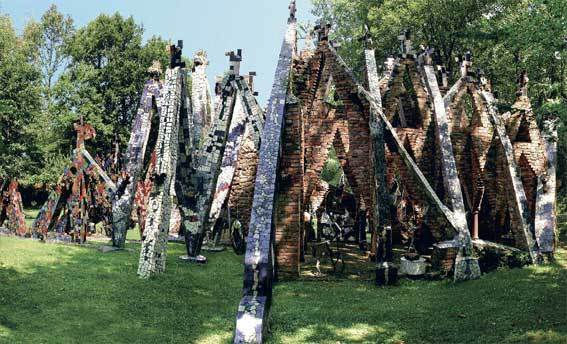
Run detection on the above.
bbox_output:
[1,0,315,105]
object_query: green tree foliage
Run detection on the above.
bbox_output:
[0,7,169,186]
[312,0,567,198]
[21,5,75,185]
[321,147,343,186]
[0,16,42,182]
[62,13,169,153]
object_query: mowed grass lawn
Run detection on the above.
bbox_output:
[0,236,566,344]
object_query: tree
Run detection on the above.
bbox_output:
[61,13,169,154]
[0,16,42,182]
[1,9,169,186]
[34,5,74,106]
[17,6,76,186]
[312,0,567,198]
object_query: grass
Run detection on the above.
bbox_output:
[22,208,39,229]
[0,237,566,344]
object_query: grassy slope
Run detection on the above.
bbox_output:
[0,237,565,344]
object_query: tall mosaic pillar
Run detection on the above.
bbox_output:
[234,2,297,342]
[191,50,215,144]
[112,64,163,248]
[138,66,184,278]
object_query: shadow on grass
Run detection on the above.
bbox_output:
[0,237,243,344]
[268,248,567,344]
[1,237,566,344]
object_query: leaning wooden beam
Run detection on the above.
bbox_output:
[472,238,522,253]
[481,91,540,263]
[81,150,117,193]
[443,76,465,109]
[112,77,162,248]
[234,8,296,344]
[358,88,464,255]
[422,64,479,280]
[364,49,390,258]
[137,67,183,278]
[534,119,557,254]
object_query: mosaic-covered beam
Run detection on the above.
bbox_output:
[364,48,390,260]
[112,76,162,248]
[422,64,479,280]
[32,182,63,236]
[82,150,116,193]
[0,180,26,235]
[208,78,263,232]
[535,119,557,254]
[234,5,297,343]
[207,91,246,236]
[180,74,238,261]
[138,67,183,278]
[192,50,215,143]
[481,91,541,263]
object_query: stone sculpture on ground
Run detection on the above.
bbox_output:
[137,54,187,277]
[0,179,26,235]
[32,120,116,243]
[234,2,556,342]
[133,42,264,276]
[112,62,164,248]
[179,50,264,263]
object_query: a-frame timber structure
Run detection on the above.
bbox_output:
[234,2,556,342]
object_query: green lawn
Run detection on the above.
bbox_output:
[0,236,566,344]
[22,208,39,229]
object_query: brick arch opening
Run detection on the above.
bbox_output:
[385,64,425,129]
[273,43,376,277]
[515,115,532,143]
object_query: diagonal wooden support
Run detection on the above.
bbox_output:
[358,85,479,270]
[234,12,296,344]
[481,91,540,263]
[422,65,479,280]
[82,149,117,193]
[423,66,467,214]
